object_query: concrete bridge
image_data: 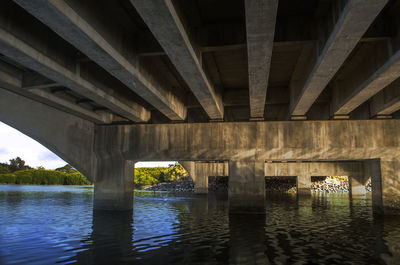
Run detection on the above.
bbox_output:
[0,0,399,214]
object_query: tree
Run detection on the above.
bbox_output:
[9,157,31,172]
[0,163,10,174]
[55,164,76,173]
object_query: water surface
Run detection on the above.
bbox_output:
[0,185,399,264]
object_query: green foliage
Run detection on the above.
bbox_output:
[134,164,188,187]
[0,163,10,174]
[64,172,91,185]
[0,173,16,184]
[0,169,91,185]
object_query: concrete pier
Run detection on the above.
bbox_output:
[229,160,265,213]
[349,176,367,196]
[94,157,135,211]
[297,175,312,196]
[369,159,400,215]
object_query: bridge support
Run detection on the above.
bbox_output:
[93,157,135,211]
[297,175,312,196]
[229,160,265,214]
[193,164,209,194]
[370,159,400,215]
[349,176,367,196]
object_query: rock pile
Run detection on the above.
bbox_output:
[144,180,194,192]
[311,177,349,193]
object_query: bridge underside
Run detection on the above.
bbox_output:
[1,89,399,214]
[0,0,400,214]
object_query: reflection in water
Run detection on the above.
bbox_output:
[0,185,399,264]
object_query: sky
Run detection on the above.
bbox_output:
[0,121,175,169]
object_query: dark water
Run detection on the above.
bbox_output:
[0,185,399,265]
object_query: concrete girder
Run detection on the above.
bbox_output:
[290,0,388,117]
[332,50,400,115]
[0,61,112,124]
[14,0,186,121]
[245,0,278,118]
[0,19,149,122]
[130,0,224,120]
[370,77,400,116]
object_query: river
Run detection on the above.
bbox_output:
[0,185,399,264]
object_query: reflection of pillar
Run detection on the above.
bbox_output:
[297,175,311,196]
[229,214,268,264]
[74,211,133,264]
[94,157,135,211]
[229,159,265,213]
[369,159,400,215]
[349,176,366,196]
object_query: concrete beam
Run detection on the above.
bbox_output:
[333,50,400,115]
[14,0,186,121]
[0,18,149,122]
[130,0,224,120]
[290,0,388,116]
[0,61,113,124]
[245,0,278,118]
[370,77,400,116]
[265,161,364,177]
[96,120,400,162]
[22,71,58,89]
[30,88,113,124]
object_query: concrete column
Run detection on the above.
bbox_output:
[94,157,135,211]
[228,159,265,213]
[370,159,400,215]
[349,176,367,196]
[194,163,209,194]
[297,175,311,196]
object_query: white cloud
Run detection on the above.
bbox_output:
[0,122,176,169]
[0,122,66,169]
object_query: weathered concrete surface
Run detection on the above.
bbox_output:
[265,161,364,177]
[290,0,388,116]
[332,50,400,116]
[96,120,400,162]
[297,175,312,196]
[0,3,149,122]
[130,0,224,120]
[265,161,364,196]
[94,157,135,211]
[15,0,186,121]
[245,0,278,118]
[349,176,367,196]
[186,162,229,194]
[370,78,400,116]
[0,60,110,124]
[368,159,400,215]
[229,160,265,213]
[0,88,96,180]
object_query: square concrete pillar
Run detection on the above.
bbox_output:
[349,176,367,196]
[297,175,311,196]
[94,157,135,211]
[228,159,265,213]
[194,167,209,194]
[369,159,400,215]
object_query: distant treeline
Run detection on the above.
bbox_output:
[0,157,188,186]
[0,157,90,185]
[134,164,188,187]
